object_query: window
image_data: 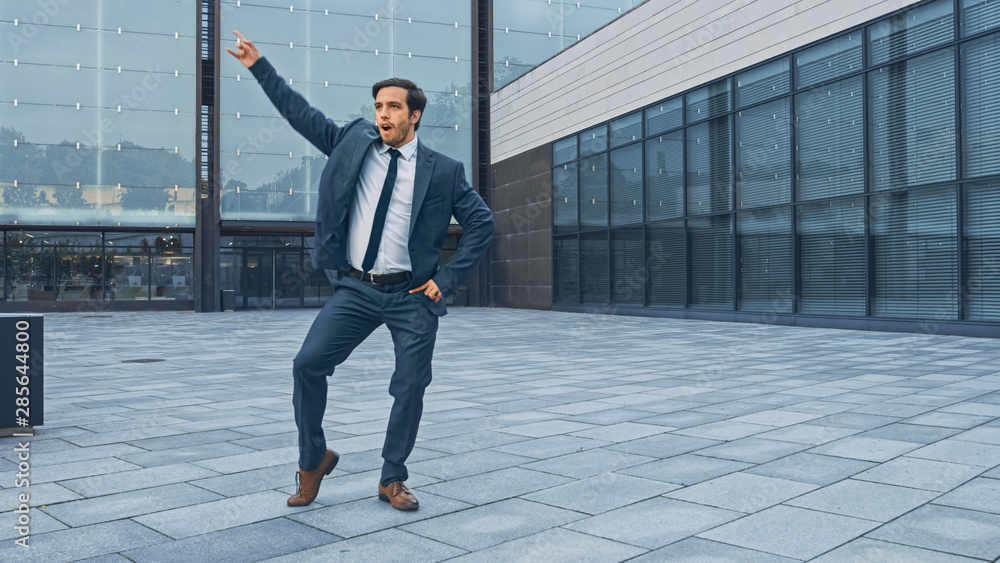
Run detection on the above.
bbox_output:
[610,145,643,226]
[739,207,792,313]
[965,182,1000,320]
[962,33,1000,178]
[737,98,791,208]
[612,228,644,305]
[580,232,610,304]
[645,132,684,221]
[799,199,866,315]
[687,117,732,215]
[796,76,865,200]
[689,215,733,309]
[580,154,608,227]
[648,220,686,306]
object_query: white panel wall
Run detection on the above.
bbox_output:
[490,0,922,164]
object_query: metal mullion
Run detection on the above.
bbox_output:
[955,28,967,320]
[863,29,874,318]
[957,182,967,320]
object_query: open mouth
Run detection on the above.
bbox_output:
[380,123,392,132]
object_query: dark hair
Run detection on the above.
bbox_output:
[372,78,427,131]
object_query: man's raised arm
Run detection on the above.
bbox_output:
[225,29,347,156]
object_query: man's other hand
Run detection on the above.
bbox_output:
[225,30,260,68]
[409,280,442,303]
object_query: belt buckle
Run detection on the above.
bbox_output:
[369,272,381,285]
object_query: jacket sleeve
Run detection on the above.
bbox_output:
[432,164,495,297]
[248,57,347,156]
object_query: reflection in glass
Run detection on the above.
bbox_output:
[612,228,643,305]
[795,76,864,200]
[645,132,683,221]
[686,80,730,123]
[645,97,683,136]
[796,33,863,89]
[687,117,731,215]
[736,98,790,209]
[962,33,1000,178]
[738,207,792,313]
[554,236,579,304]
[689,215,733,309]
[580,232,609,304]
[869,0,954,64]
[799,199,866,315]
[965,182,1000,321]
[962,0,1000,36]
[580,154,608,227]
[553,163,579,232]
[648,220,685,307]
[736,58,790,107]
[610,145,642,226]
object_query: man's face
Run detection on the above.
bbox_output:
[375,86,420,148]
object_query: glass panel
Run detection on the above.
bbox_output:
[648,220,685,306]
[799,199,866,315]
[554,236,580,304]
[965,181,1000,321]
[553,163,579,232]
[737,58,790,107]
[686,79,730,123]
[243,249,273,309]
[872,187,958,319]
[689,214,733,309]
[738,206,792,313]
[610,144,642,226]
[796,33,863,89]
[736,98,791,209]
[5,232,54,302]
[869,48,956,190]
[687,116,732,215]
[579,124,608,157]
[795,75,865,200]
[275,249,303,308]
[151,236,192,301]
[107,241,151,302]
[645,96,683,136]
[645,131,684,221]
[580,153,608,228]
[220,151,325,222]
[610,112,642,148]
[580,231,609,304]
[869,0,954,64]
[962,0,1000,36]
[612,228,644,305]
[553,136,578,165]
[963,33,1000,178]
[220,248,243,308]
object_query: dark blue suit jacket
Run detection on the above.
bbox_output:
[249,57,494,316]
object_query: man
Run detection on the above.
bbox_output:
[227,30,494,511]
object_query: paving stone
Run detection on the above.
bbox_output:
[932,477,1000,514]
[134,490,313,539]
[867,505,1000,560]
[0,520,168,563]
[756,424,860,445]
[951,426,1000,446]
[190,463,300,497]
[808,413,902,430]
[569,422,668,442]
[60,463,220,497]
[745,453,876,486]
[119,442,259,468]
[811,537,982,562]
[444,527,646,563]
[416,430,529,454]
[261,529,463,562]
[192,446,301,474]
[859,423,961,444]
[406,450,534,480]
[521,447,656,479]
[810,436,923,462]
[905,439,1000,467]
[696,437,809,464]
[497,420,596,438]
[564,497,742,549]
[525,472,677,514]
[905,411,996,429]
[667,472,817,513]
[698,505,879,560]
[672,421,774,441]
[605,434,720,458]
[620,454,752,485]
[492,435,610,459]
[31,457,145,485]
[0,508,67,541]
[853,457,986,492]
[289,491,471,538]
[629,537,798,562]
[42,483,223,527]
[0,482,82,509]
[785,478,939,522]
[400,498,584,551]
[125,429,249,451]
[417,467,570,505]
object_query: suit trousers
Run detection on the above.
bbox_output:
[292,274,438,486]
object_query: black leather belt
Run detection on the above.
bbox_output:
[344,268,411,285]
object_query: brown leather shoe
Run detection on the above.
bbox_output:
[378,480,419,511]
[287,449,339,507]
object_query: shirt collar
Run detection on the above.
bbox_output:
[379,135,418,161]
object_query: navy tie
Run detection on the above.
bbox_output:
[362,148,401,273]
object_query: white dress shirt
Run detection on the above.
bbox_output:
[347,136,418,274]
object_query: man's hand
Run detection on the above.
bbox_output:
[225,30,261,69]
[409,280,442,303]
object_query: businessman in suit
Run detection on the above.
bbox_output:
[228,30,494,511]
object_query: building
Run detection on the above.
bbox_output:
[2,0,998,337]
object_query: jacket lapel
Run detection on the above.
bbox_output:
[409,141,435,237]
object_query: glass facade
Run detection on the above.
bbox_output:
[219,0,474,222]
[0,0,198,228]
[552,0,1000,325]
[493,0,641,89]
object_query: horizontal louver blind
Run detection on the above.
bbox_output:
[580,232,610,304]
[799,199,866,315]
[687,80,730,123]
[962,0,1000,36]
[870,0,954,64]
[870,48,956,190]
[796,76,865,200]
[690,215,734,309]
[796,34,864,89]
[737,59,790,107]
[553,163,579,231]
[580,154,608,228]
[611,145,643,226]
[646,132,684,221]
[965,182,1000,320]
[579,125,608,157]
[687,117,732,215]
[873,187,958,319]
[648,221,686,306]
[737,98,791,208]
[611,112,642,148]
[739,207,792,313]
[554,236,580,304]
[612,228,644,305]
[553,137,578,165]
[645,97,683,136]
[962,34,1000,178]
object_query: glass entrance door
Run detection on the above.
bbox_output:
[243,250,273,309]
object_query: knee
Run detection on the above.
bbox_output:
[293,348,328,380]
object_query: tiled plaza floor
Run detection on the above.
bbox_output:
[2,307,1000,562]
